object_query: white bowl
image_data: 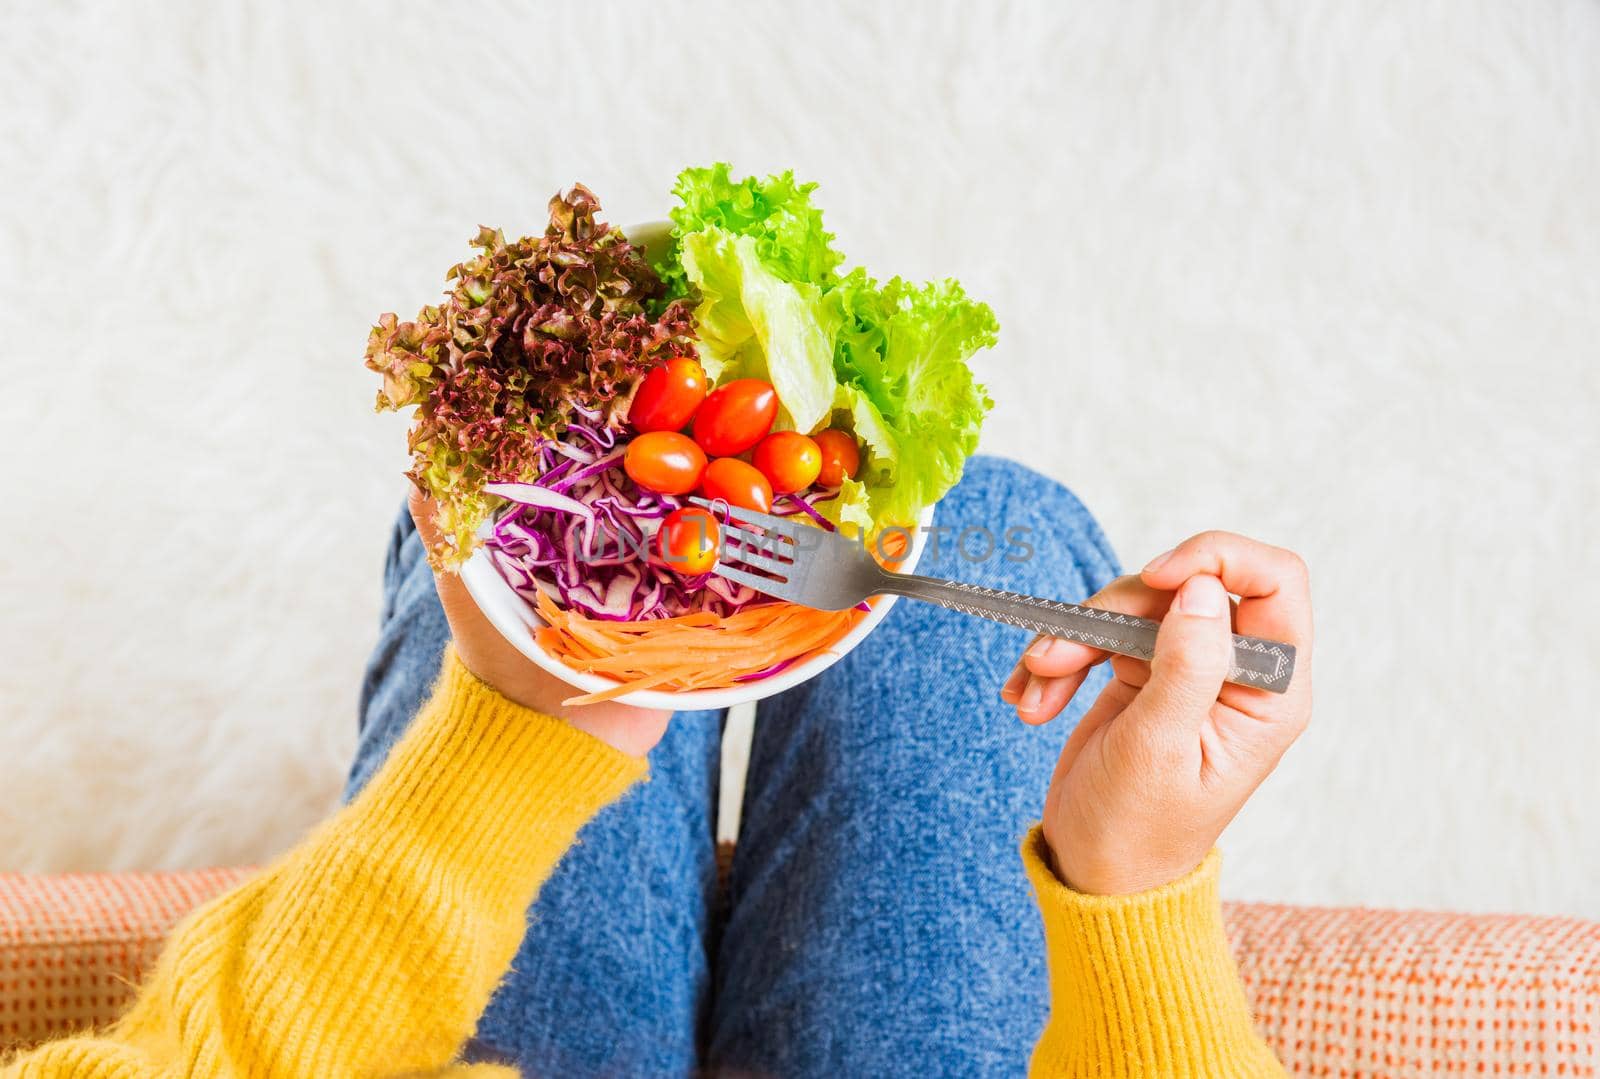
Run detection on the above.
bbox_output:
[461,504,933,711]
[457,220,937,709]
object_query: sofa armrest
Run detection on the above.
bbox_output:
[1224,901,1600,1076]
[0,868,253,1049]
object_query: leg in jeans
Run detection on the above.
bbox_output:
[348,501,722,1077]
[707,456,1119,1077]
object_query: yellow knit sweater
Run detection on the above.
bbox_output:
[2,652,1282,1078]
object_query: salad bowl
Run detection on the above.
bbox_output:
[456,220,947,710]
[365,170,999,711]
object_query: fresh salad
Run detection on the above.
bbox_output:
[365,165,998,701]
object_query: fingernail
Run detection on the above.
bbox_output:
[1142,548,1175,574]
[1019,675,1044,712]
[1027,637,1056,659]
[1000,661,1028,702]
[1176,574,1226,617]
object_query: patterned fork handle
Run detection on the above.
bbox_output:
[881,575,1297,694]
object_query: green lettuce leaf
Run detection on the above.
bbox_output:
[679,228,838,434]
[824,272,998,528]
[662,164,999,535]
[816,473,875,536]
[659,163,844,297]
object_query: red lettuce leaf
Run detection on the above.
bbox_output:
[366,184,696,566]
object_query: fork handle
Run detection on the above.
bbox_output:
[881,575,1297,694]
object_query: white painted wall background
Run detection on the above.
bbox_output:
[2,1,1596,917]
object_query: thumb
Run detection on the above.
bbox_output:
[408,488,475,614]
[1136,574,1233,726]
[408,486,446,554]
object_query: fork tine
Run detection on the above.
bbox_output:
[719,520,796,557]
[689,497,801,538]
[720,540,794,577]
[712,562,803,601]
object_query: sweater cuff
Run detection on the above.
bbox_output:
[1021,827,1281,1078]
[348,648,648,910]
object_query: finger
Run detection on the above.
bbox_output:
[999,658,1029,704]
[1015,669,1090,725]
[407,486,439,546]
[1140,530,1304,599]
[1022,576,1175,678]
[1129,574,1234,733]
[1047,603,1236,693]
[1139,531,1312,648]
[409,489,480,624]
[1102,594,1238,686]
[1062,605,1238,696]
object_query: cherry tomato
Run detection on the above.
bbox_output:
[628,357,707,433]
[813,428,861,488]
[624,431,706,495]
[693,379,778,457]
[752,431,822,494]
[655,507,720,576]
[700,457,774,514]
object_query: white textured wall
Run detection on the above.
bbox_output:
[2,1,1596,917]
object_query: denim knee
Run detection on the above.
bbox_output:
[920,455,1120,597]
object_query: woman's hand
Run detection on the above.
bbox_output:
[1001,531,1314,895]
[411,490,671,758]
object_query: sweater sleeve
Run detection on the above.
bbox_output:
[3,649,645,1079]
[1022,828,1285,1078]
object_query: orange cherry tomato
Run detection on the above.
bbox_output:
[628,357,707,433]
[752,431,822,495]
[700,457,774,514]
[692,379,778,457]
[624,431,706,495]
[655,506,720,575]
[813,428,861,488]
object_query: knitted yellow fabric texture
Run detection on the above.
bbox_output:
[3,650,643,1078]
[4,650,1278,1076]
[1022,832,1283,1077]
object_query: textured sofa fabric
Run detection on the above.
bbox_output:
[2,870,1597,1075]
[0,868,251,1048]
[1225,902,1600,1076]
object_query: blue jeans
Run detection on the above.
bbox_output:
[348,456,1118,1078]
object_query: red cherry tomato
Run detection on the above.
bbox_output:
[752,431,822,494]
[624,431,707,495]
[693,379,778,457]
[655,507,720,576]
[813,429,861,488]
[700,457,774,514]
[628,357,707,433]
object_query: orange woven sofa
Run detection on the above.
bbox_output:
[2,867,1597,1075]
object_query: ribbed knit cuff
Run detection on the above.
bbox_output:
[348,648,648,911]
[1022,827,1282,1078]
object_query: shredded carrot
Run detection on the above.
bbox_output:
[561,670,684,706]
[528,518,915,702]
[533,590,868,703]
[878,528,911,561]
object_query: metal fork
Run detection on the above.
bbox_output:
[691,498,1296,694]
